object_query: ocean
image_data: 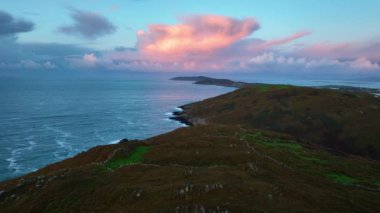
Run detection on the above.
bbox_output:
[0,74,233,181]
[1,72,379,181]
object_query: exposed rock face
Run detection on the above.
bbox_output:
[119,138,129,143]
[170,107,207,126]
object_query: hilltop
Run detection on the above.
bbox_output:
[174,84,380,160]
[1,78,380,212]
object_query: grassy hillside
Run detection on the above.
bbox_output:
[178,85,380,160]
[1,85,380,212]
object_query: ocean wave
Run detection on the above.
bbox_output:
[165,112,173,116]
[173,107,183,112]
[6,155,22,174]
[109,139,120,144]
[53,139,75,159]
[6,141,37,174]
[56,140,68,149]
[43,125,78,159]
[95,130,121,145]
[44,125,72,138]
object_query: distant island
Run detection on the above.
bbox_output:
[1,77,380,212]
[171,76,250,88]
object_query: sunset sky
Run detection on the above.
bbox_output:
[1,0,380,74]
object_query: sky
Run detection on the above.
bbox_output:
[1,0,380,76]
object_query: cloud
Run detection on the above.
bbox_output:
[249,52,278,64]
[349,58,379,70]
[78,53,98,67]
[58,9,116,39]
[0,60,57,70]
[128,15,317,71]
[299,42,380,61]
[250,31,311,51]
[0,35,93,64]
[290,42,380,71]
[59,15,379,73]
[137,15,260,59]
[21,42,93,58]
[0,10,34,36]
[2,12,378,74]
[67,53,114,69]
[248,52,379,71]
[0,32,94,71]
[249,53,316,67]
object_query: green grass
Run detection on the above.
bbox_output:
[325,173,359,185]
[244,132,302,152]
[258,84,291,92]
[246,131,379,186]
[259,85,271,92]
[259,139,303,151]
[243,131,263,141]
[273,85,291,90]
[244,132,326,164]
[105,146,151,170]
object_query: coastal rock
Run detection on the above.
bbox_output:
[119,138,129,143]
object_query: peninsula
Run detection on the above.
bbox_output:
[1,77,380,212]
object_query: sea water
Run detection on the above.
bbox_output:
[0,74,233,181]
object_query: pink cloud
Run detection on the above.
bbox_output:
[212,32,311,64]
[257,31,311,49]
[349,58,379,70]
[67,53,101,68]
[300,42,355,59]
[299,42,380,60]
[83,14,377,72]
[247,52,379,71]
[137,15,260,60]
[83,53,97,64]
[124,15,312,71]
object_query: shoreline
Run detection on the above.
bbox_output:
[169,106,193,127]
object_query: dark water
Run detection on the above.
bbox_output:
[0,75,233,181]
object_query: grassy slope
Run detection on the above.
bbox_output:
[1,85,380,212]
[181,85,380,159]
